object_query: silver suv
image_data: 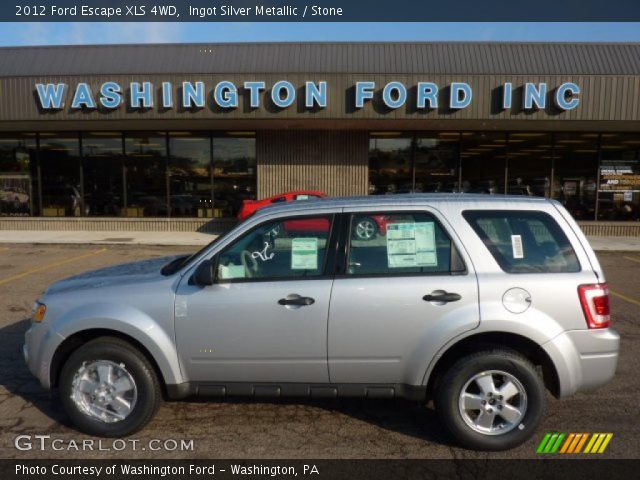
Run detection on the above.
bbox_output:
[23,195,619,450]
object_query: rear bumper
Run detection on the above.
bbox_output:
[543,328,620,397]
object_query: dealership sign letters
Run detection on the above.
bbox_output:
[35,80,580,112]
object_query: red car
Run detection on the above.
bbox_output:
[238,190,390,240]
[237,190,326,220]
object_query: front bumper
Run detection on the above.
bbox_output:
[24,321,65,390]
[543,328,620,397]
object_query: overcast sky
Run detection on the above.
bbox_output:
[1,22,639,46]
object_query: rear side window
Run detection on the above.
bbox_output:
[463,210,580,273]
[346,212,466,276]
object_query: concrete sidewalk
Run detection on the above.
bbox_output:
[586,236,640,251]
[0,230,215,246]
[0,229,639,251]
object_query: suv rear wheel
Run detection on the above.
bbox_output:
[59,337,162,437]
[434,350,545,451]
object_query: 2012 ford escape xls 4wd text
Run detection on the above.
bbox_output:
[23,195,620,450]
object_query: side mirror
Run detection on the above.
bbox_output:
[193,258,215,286]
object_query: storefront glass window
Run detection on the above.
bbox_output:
[598,133,640,221]
[82,133,124,217]
[169,132,212,218]
[212,135,256,218]
[39,133,82,217]
[460,132,507,194]
[507,132,553,197]
[369,135,413,194]
[0,134,37,216]
[125,133,168,218]
[414,133,460,193]
[554,133,599,220]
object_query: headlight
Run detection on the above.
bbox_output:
[32,302,47,322]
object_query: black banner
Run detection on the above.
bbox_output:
[4,0,640,22]
[3,459,640,480]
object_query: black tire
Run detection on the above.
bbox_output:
[434,350,545,451]
[59,337,162,437]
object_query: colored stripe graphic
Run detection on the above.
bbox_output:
[559,433,575,453]
[544,433,559,453]
[583,433,599,453]
[537,433,613,454]
[536,433,565,453]
[597,433,614,453]
[550,433,565,453]
[536,433,552,453]
[584,433,614,454]
[573,433,589,453]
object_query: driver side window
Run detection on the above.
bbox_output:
[216,215,333,281]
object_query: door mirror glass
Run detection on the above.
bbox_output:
[193,258,215,286]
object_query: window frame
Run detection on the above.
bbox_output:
[213,212,340,284]
[462,209,582,274]
[335,210,467,279]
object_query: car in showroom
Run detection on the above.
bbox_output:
[24,194,619,450]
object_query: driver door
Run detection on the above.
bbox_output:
[175,213,336,384]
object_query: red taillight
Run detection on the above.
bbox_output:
[578,283,611,329]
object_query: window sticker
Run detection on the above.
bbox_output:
[387,222,438,268]
[511,234,524,259]
[218,264,246,280]
[296,194,310,200]
[291,237,319,270]
[415,222,438,266]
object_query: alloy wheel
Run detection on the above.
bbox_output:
[70,360,138,423]
[458,370,527,435]
[355,218,377,240]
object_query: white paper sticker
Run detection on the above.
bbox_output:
[511,234,524,259]
[415,222,437,267]
[296,194,310,200]
[218,264,246,280]
[291,237,318,270]
[386,222,438,268]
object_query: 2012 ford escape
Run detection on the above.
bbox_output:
[23,194,619,450]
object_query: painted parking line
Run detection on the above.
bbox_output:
[0,248,107,286]
[623,256,640,264]
[610,289,640,308]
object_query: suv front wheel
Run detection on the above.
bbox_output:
[434,350,545,451]
[59,337,162,437]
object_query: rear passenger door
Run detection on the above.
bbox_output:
[327,208,480,386]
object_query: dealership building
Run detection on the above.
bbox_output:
[0,42,639,234]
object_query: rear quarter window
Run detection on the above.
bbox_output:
[462,210,580,273]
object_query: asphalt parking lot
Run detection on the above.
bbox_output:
[0,244,638,459]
